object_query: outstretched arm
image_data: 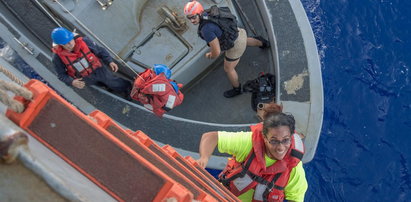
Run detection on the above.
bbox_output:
[197,131,219,168]
[205,38,221,59]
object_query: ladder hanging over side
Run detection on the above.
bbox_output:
[5,79,239,201]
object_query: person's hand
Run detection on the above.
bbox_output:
[72,78,85,89]
[137,93,149,103]
[205,52,212,59]
[196,156,209,168]
[109,62,118,72]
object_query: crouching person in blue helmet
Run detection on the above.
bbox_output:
[51,27,131,95]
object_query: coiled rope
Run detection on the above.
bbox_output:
[0,65,32,113]
[0,64,24,86]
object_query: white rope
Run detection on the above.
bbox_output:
[0,64,24,86]
[0,80,33,113]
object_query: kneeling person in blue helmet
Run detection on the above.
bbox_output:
[51,27,131,95]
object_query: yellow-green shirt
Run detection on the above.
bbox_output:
[218,131,308,202]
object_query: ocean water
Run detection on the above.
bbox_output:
[301,0,411,201]
[1,0,410,201]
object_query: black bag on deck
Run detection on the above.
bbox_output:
[243,73,276,111]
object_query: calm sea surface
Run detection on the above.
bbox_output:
[301,0,411,201]
[1,0,410,201]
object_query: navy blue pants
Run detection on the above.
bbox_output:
[83,66,131,94]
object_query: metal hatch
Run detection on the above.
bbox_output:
[129,26,189,70]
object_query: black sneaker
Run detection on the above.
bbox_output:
[254,35,270,49]
[223,85,242,98]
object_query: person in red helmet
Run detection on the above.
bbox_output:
[51,27,131,96]
[184,1,270,98]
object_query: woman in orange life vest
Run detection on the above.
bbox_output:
[51,27,131,94]
[196,111,307,202]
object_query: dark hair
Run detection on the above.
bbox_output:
[257,102,283,121]
[262,112,295,136]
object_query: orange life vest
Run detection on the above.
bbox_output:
[52,36,102,78]
[218,123,304,202]
[130,69,184,117]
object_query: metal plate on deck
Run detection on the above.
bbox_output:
[131,27,189,69]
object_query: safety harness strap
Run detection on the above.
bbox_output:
[291,149,304,160]
[219,152,255,186]
[262,173,284,202]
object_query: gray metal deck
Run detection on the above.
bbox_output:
[168,0,273,124]
[0,0,322,167]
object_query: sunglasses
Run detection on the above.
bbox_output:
[267,138,291,146]
[186,15,197,20]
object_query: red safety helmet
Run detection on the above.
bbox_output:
[184,1,204,16]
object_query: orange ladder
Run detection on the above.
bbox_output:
[6,79,240,201]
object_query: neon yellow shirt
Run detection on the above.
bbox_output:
[218,131,308,202]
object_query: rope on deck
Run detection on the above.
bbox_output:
[0,64,24,86]
[0,79,32,113]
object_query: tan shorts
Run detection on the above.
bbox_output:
[225,28,247,61]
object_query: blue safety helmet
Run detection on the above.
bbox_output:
[153,64,171,79]
[51,27,74,45]
[169,81,179,93]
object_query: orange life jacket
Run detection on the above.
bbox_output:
[52,36,102,78]
[218,123,304,202]
[130,69,184,117]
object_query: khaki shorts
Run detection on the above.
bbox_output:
[225,28,247,61]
